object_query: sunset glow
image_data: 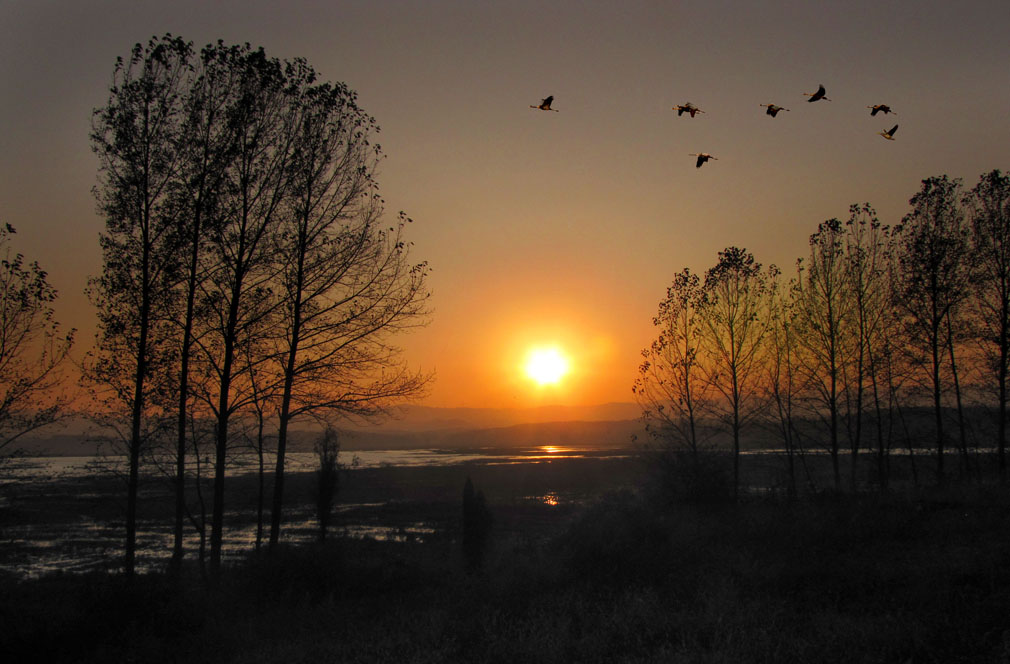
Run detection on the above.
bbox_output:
[523,347,569,386]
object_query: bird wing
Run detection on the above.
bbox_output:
[543,95,553,106]
[888,125,898,135]
[871,107,879,116]
[817,84,826,96]
[696,155,704,168]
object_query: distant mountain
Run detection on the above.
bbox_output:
[323,418,646,451]
[346,402,644,433]
[13,411,647,456]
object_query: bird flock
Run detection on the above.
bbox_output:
[530,85,899,168]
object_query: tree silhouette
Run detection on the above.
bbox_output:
[792,219,850,490]
[0,224,74,461]
[87,35,192,575]
[843,204,894,490]
[313,427,341,543]
[267,74,430,548]
[699,247,777,498]
[765,281,802,498]
[166,40,242,569]
[634,269,712,458]
[966,169,1010,480]
[462,476,492,571]
[893,176,971,486]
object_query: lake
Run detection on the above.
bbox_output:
[0,446,637,579]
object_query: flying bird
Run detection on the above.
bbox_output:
[688,153,717,168]
[867,104,895,116]
[878,124,899,140]
[760,103,790,117]
[673,102,704,117]
[803,84,831,102]
[530,95,558,112]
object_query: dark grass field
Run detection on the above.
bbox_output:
[4,452,1010,662]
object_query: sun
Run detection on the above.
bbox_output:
[524,347,569,386]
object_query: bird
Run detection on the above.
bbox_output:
[688,153,717,168]
[530,95,558,112]
[867,104,895,116]
[878,124,899,140]
[760,103,790,117]
[673,102,704,117]
[803,84,831,102]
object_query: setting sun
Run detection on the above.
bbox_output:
[523,347,570,385]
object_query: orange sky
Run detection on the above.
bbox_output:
[2,1,1008,409]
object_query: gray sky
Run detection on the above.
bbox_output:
[1,0,1008,407]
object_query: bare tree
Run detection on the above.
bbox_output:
[166,41,243,569]
[966,169,1010,480]
[765,278,802,498]
[634,268,721,499]
[0,224,74,460]
[192,45,296,578]
[893,175,971,486]
[698,247,777,498]
[634,268,711,459]
[843,204,894,490]
[792,219,850,490]
[267,76,430,546]
[87,35,192,575]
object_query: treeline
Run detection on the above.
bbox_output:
[82,36,430,577]
[635,171,1010,498]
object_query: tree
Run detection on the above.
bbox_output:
[193,45,295,578]
[843,204,894,490]
[462,476,492,571]
[792,219,850,490]
[893,175,971,486]
[0,224,74,460]
[163,41,247,568]
[698,247,777,498]
[967,169,1010,480]
[313,427,341,543]
[88,35,192,575]
[765,280,802,498]
[633,268,719,498]
[267,75,430,547]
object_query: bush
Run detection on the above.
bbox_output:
[555,493,673,587]
[648,449,734,506]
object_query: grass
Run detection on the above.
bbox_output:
[4,479,1010,663]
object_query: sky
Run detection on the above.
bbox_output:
[1,0,1008,410]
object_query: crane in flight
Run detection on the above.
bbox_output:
[878,124,899,140]
[688,153,718,168]
[803,84,831,102]
[531,96,559,112]
[673,102,704,117]
[867,104,895,116]
[760,104,790,117]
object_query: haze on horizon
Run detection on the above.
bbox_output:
[2,0,1008,410]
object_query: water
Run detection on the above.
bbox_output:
[0,445,628,578]
[1,445,621,482]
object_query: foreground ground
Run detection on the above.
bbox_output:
[4,469,1010,662]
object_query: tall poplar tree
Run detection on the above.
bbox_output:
[267,72,430,546]
[699,247,777,498]
[893,176,971,486]
[967,169,1010,480]
[88,35,192,575]
[792,219,850,490]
